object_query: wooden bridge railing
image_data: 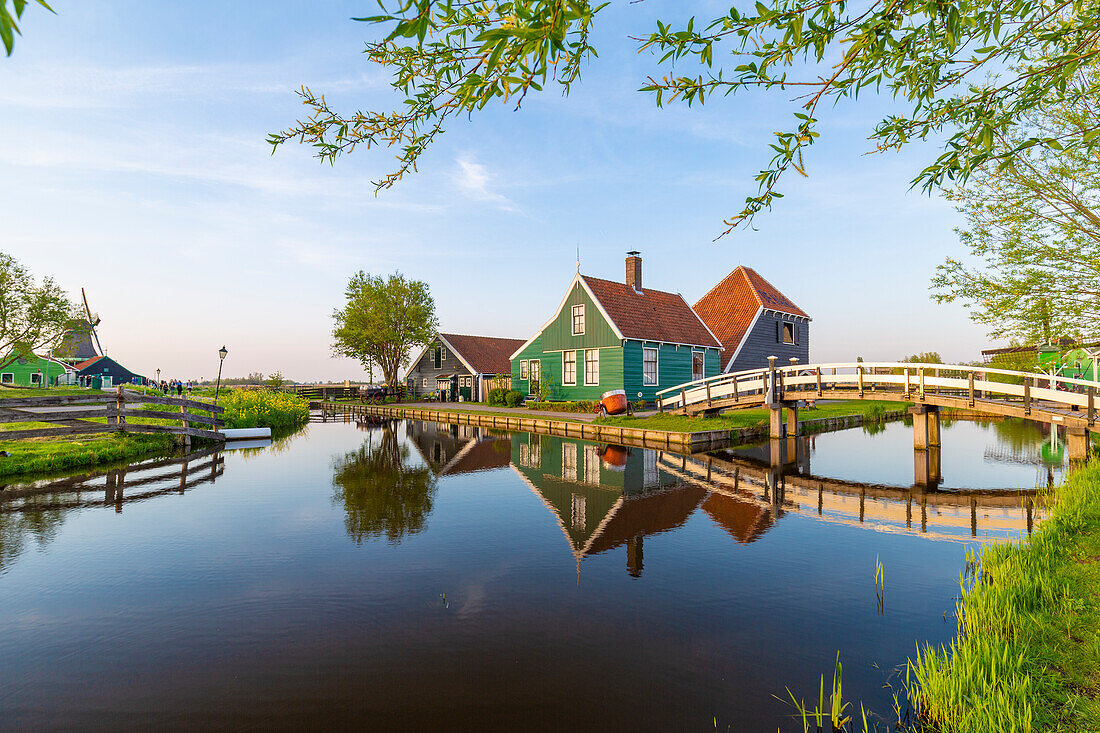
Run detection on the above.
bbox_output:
[0,388,226,442]
[656,361,1100,425]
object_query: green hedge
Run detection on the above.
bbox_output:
[525,400,599,413]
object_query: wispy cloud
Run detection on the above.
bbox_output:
[452,155,519,212]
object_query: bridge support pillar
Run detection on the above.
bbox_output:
[769,437,798,468]
[1067,428,1091,462]
[914,447,942,488]
[910,404,941,450]
[770,406,784,439]
[785,403,800,437]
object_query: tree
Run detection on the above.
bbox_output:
[0,251,81,359]
[1,0,53,56]
[270,1,1100,234]
[933,75,1100,345]
[331,270,437,388]
[247,371,265,384]
[903,352,944,364]
[267,371,286,389]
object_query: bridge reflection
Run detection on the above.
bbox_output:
[398,421,1037,577]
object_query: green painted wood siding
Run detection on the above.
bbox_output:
[541,280,620,351]
[512,341,624,400]
[622,342,721,401]
[0,354,67,386]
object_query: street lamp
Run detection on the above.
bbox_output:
[214,346,228,404]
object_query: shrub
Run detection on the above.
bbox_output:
[504,390,525,408]
[631,400,647,411]
[487,387,509,406]
[525,400,599,413]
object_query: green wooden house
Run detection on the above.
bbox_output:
[510,253,723,402]
[0,352,74,387]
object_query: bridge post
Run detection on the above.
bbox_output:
[1067,428,1091,462]
[770,407,784,439]
[785,402,799,437]
[767,356,778,405]
[910,404,941,450]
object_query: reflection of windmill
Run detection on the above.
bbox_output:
[56,288,102,363]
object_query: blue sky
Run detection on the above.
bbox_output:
[0,1,992,382]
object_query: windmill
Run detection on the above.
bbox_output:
[81,288,104,356]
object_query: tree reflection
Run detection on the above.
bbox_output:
[0,501,66,573]
[331,424,437,544]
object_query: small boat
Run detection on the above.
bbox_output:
[597,389,632,416]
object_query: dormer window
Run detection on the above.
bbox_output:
[572,304,585,335]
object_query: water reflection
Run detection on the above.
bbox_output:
[331,422,437,544]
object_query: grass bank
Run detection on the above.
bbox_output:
[0,432,176,478]
[910,463,1100,732]
[594,400,909,433]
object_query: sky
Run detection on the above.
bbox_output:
[0,1,995,382]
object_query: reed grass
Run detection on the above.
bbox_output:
[908,463,1100,732]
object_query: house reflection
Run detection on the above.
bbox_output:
[507,432,775,576]
[404,420,513,476]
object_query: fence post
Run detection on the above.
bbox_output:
[680,387,687,413]
[816,368,822,397]
[1024,381,1031,416]
[705,381,712,407]
[903,367,910,399]
[733,376,739,403]
[113,386,123,431]
[181,401,191,450]
[857,365,864,398]
[918,368,925,400]
[1089,386,1096,428]
[968,372,975,407]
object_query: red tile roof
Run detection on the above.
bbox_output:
[581,275,721,348]
[693,266,808,369]
[74,355,105,371]
[439,333,526,375]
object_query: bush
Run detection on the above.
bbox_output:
[631,400,647,411]
[487,387,509,406]
[504,390,525,408]
[524,400,599,413]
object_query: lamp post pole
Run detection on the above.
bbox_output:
[214,346,228,405]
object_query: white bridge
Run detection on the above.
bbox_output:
[657,359,1099,462]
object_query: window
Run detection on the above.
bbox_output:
[570,494,586,529]
[572,304,585,335]
[780,322,795,345]
[0,373,12,384]
[563,351,577,385]
[520,360,528,379]
[520,435,541,468]
[584,349,599,385]
[584,444,601,484]
[422,378,429,388]
[441,345,447,361]
[29,372,42,385]
[562,442,578,481]
[529,360,540,395]
[434,346,442,368]
[692,350,705,381]
[643,347,658,386]
[644,450,658,487]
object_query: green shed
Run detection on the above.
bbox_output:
[0,352,74,387]
[510,253,722,403]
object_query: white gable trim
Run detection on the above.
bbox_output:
[723,306,764,373]
[509,273,626,360]
[435,334,480,377]
[676,292,724,349]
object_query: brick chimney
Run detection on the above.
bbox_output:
[626,251,642,292]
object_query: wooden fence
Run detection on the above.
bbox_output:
[0,388,226,443]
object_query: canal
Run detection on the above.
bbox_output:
[0,416,1066,730]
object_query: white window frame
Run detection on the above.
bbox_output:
[422,378,429,388]
[584,349,600,386]
[562,350,577,385]
[0,373,12,384]
[520,360,529,380]
[562,442,578,481]
[29,372,42,385]
[571,304,585,336]
[642,346,659,386]
[692,349,705,381]
[528,360,540,396]
[583,444,601,484]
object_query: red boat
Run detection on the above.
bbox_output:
[597,389,633,416]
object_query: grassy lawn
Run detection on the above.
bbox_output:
[0,432,177,479]
[0,386,106,399]
[594,400,910,432]
[910,462,1100,732]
